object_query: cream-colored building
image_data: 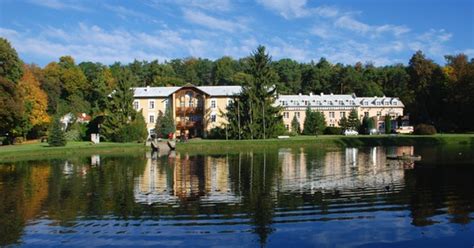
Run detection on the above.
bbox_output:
[133,85,404,137]
[278,93,404,132]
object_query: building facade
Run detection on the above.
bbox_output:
[133,85,404,137]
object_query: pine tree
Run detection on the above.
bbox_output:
[155,108,175,138]
[101,68,136,141]
[225,46,285,139]
[48,117,66,147]
[291,115,300,134]
[347,109,360,130]
[384,115,392,133]
[313,111,327,135]
[339,116,349,131]
[360,116,369,134]
[303,108,326,135]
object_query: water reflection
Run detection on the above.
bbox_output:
[1,145,473,247]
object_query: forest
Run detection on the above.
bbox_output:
[1,37,474,143]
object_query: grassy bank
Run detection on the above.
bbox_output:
[0,141,147,162]
[1,134,473,162]
[176,134,474,154]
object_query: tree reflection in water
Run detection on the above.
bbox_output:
[1,145,473,246]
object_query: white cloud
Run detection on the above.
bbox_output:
[334,16,409,37]
[28,0,89,11]
[148,0,232,12]
[103,4,152,21]
[257,0,309,19]
[183,9,248,32]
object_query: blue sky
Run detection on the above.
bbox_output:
[0,0,473,66]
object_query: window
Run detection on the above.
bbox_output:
[211,114,216,122]
[329,112,335,118]
[295,112,300,119]
[283,112,289,119]
[304,100,308,105]
[364,112,369,117]
[149,114,155,124]
[330,123,335,127]
[377,111,381,116]
[227,99,233,106]
[211,100,216,109]
[164,99,168,110]
[339,100,344,105]
[133,101,139,110]
[340,112,345,118]
[384,101,389,105]
[316,101,321,105]
[285,124,289,130]
[393,100,398,105]
[376,101,381,106]
[149,100,155,109]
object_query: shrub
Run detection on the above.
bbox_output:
[48,117,67,147]
[324,127,343,135]
[65,129,81,141]
[116,113,148,143]
[414,124,437,135]
[208,127,226,139]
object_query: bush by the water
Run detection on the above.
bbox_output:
[48,118,67,147]
[207,127,226,139]
[65,122,88,141]
[414,124,437,135]
[324,127,343,135]
[115,114,148,142]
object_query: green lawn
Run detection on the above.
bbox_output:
[176,134,474,153]
[0,141,147,162]
[1,134,473,162]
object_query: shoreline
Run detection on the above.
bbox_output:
[1,134,473,162]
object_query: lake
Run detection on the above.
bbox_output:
[1,144,473,247]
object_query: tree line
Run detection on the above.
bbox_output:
[1,37,474,143]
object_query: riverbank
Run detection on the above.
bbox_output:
[176,134,474,154]
[1,134,473,162]
[0,142,146,162]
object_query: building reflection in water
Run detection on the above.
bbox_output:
[134,152,241,205]
[276,146,415,194]
[134,146,415,205]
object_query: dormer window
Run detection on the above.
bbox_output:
[393,100,398,105]
[339,100,344,105]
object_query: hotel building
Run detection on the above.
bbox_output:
[133,84,404,137]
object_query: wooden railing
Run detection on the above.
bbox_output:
[176,120,202,129]
[176,106,203,115]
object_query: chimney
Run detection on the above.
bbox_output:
[298,93,302,96]
[309,92,313,96]
[330,93,333,95]
[320,92,324,96]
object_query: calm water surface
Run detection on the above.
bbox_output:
[1,145,473,247]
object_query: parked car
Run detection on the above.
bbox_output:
[369,129,379,135]
[344,129,359,136]
[396,126,414,134]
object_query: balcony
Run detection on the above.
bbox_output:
[176,120,202,129]
[176,106,203,115]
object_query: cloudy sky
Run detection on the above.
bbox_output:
[0,0,473,66]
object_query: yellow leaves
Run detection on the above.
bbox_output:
[18,65,50,126]
[443,65,457,82]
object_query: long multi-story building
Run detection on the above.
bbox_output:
[133,84,404,137]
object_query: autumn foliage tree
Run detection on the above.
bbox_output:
[0,38,24,142]
[14,65,50,138]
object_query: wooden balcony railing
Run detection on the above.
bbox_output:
[176,120,202,129]
[176,106,203,115]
